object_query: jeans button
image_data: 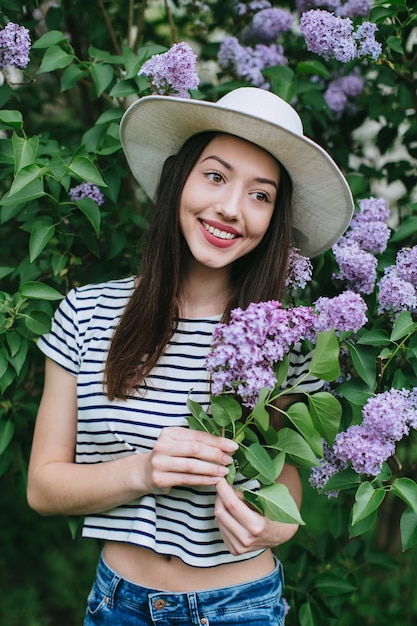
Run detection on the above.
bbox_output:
[154,598,166,610]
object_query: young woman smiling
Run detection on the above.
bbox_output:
[27,87,353,625]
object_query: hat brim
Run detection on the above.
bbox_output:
[120,95,353,258]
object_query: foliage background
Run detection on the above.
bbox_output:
[0,0,416,624]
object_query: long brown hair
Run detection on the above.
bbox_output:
[105,131,293,399]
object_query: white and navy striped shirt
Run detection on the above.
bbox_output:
[38,276,322,567]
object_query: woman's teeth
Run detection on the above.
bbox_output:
[202,221,237,240]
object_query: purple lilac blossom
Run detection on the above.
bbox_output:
[309,441,348,498]
[362,388,414,442]
[354,22,382,60]
[395,246,417,284]
[243,8,293,44]
[345,220,390,254]
[333,240,378,294]
[218,38,287,89]
[0,22,31,70]
[206,301,315,407]
[357,197,390,222]
[69,183,105,206]
[337,0,371,18]
[300,10,356,62]
[285,247,313,289]
[313,290,368,334]
[325,82,348,116]
[378,267,417,316]
[139,42,199,98]
[333,425,395,476]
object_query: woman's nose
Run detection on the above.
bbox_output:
[216,189,242,220]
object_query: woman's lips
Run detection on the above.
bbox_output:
[199,219,241,249]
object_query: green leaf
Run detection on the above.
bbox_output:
[37,45,74,73]
[351,482,385,525]
[346,342,377,389]
[309,330,340,381]
[337,379,374,405]
[0,267,14,280]
[0,420,14,455]
[391,478,417,514]
[68,156,107,187]
[12,134,39,173]
[349,508,377,538]
[322,468,362,492]
[6,331,21,357]
[123,46,144,79]
[8,164,48,197]
[186,396,219,434]
[390,216,417,242]
[32,30,69,49]
[387,35,404,54]
[262,65,295,102]
[400,509,417,551]
[315,573,356,596]
[274,428,318,468]
[357,329,390,346]
[29,222,55,262]
[286,402,323,456]
[60,65,89,92]
[0,110,23,129]
[308,392,342,444]
[10,338,28,375]
[390,310,417,342]
[251,482,305,524]
[299,601,321,626]
[19,282,64,301]
[75,198,101,237]
[0,179,45,212]
[91,63,114,96]
[67,516,82,540]
[244,443,276,485]
[211,395,242,427]
[251,387,270,431]
[296,60,331,78]
[273,354,289,390]
[24,310,52,335]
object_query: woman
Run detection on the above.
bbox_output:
[27,87,353,625]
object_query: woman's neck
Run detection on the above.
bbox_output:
[178,262,230,318]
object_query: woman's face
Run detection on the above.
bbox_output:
[179,134,280,271]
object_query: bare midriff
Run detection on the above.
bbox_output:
[103,541,275,592]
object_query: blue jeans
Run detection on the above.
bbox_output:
[84,553,286,625]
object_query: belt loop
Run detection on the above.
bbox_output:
[106,572,122,609]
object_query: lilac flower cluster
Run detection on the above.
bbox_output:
[378,246,417,317]
[296,0,371,19]
[139,42,200,99]
[333,197,391,294]
[324,69,364,117]
[300,9,381,62]
[0,22,31,70]
[69,183,105,206]
[313,290,367,334]
[206,300,316,407]
[242,8,293,44]
[309,441,348,498]
[218,36,287,89]
[333,388,417,475]
[285,246,313,290]
[311,388,417,494]
[234,1,272,17]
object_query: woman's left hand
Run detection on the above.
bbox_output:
[214,478,299,555]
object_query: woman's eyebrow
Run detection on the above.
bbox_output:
[201,155,278,189]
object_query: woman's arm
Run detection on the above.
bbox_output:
[27,358,237,517]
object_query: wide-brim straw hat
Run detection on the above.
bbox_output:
[120,87,353,258]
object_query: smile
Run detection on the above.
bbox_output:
[201,220,238,240]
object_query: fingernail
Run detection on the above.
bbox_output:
[219,466,229,475]
[225,440,239,452]
[223,454,234,465]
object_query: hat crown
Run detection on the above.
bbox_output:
[217,87,304,137]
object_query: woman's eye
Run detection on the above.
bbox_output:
[252,191,271,203]
[207,171,224,184]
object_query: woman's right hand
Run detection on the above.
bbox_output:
[142,426,238,494]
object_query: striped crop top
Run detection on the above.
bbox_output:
[37,276,322,567]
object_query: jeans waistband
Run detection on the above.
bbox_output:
[94,551,284,617]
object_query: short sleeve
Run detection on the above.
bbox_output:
[37,289,81,376]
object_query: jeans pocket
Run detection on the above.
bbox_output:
[86,582,110,617]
